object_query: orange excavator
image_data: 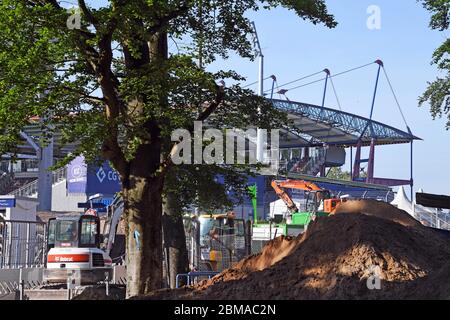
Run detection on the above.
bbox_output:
[270,180,344,224]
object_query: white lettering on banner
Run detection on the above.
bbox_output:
[108,171,118,181]
[72,165,83,178]
[96,166,119,183]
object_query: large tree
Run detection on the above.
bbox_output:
[419,0,450,128]
[0,0,335,297]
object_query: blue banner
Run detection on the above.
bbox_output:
[86,161,121,196]
[67,156,121,196]
[0,198,16,208]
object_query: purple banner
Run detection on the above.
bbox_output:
[67,156,88,193]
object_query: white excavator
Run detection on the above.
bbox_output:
[43,196,124,284]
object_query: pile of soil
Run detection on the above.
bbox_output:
[139,200,450,300]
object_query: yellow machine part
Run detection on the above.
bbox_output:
[209,250,222,262]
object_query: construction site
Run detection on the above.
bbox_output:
[1,57,449,300]
[0,0,449,304]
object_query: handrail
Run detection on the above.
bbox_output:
[415,208,450,231]
[0,171,14,193]
[302,148,327,175]
[8,166,67,197]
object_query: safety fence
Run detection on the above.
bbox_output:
[0,268,43,300]
[0,220,47,269]
[0,265,126,300]
[183,217,252,274]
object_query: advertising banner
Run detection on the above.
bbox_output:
[67,156,88,194]
[86,161,121,195]
[0,198,16,208]
[67,156,121,196]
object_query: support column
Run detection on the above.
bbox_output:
[304,147,309,161]
[410,141,414,202]
[37,138,53,211]
[352,141,362,181]
[367,138,376,184]
[349,147,353,179]
[321,69,330,109]
[320,165,326,178]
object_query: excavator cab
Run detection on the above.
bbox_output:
[44,215,112,284]
[47,215,101,249]
[305,190,343,215]
[305,190,332,214]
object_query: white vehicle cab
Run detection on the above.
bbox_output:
[44,214,113,284]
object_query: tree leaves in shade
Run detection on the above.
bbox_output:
[418,0,450,128]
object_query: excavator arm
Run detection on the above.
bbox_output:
[271,180,324,215]
[102,195,124,258]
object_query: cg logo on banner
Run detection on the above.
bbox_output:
[96,166,119,184]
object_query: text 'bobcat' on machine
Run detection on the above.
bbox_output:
[43,196,124,284]
[251,179,345,241]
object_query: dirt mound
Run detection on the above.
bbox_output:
[141,201,450,300]
[333,199,421,227]
[194,235,299,289]
[234,235,299,272]
[408,261,450,300]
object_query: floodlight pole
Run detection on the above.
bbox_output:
[251,21,265,163]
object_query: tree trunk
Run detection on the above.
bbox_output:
[110,29,169,298]
[123,173,164,298]
[162,192,189,288]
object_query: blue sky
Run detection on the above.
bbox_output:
[204,0,449,197]
[78,1,448,196]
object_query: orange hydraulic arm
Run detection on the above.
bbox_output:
[271,180,323,214]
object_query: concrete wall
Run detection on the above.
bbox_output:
[51,180,86,212]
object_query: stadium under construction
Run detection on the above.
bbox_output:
[0,60,424,220]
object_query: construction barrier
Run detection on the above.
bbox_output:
[0,220,47,269]
[183,217,251,273]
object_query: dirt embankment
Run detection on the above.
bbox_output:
[137,200,450,300]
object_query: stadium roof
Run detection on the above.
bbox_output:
[4,98,420,159]
[273,99,420,148]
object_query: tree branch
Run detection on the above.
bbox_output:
[146,3,191,35]
[160,83,225,175]
[62,86,105,103]
[31,0,127,175]
[78,0,98,26]
[197,84,225,121]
